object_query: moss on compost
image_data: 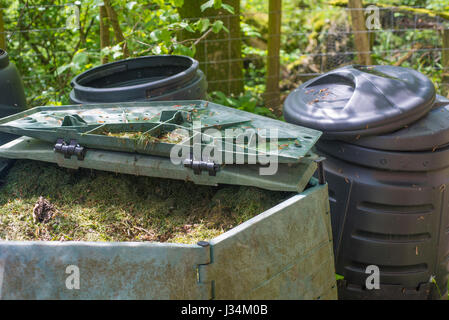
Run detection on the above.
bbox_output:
[0,160,293,244]
[103,128,187,144]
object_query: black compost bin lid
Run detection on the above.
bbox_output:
[284,65,436,139]
[344,95,449,151]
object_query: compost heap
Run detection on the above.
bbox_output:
[0,160,293,243]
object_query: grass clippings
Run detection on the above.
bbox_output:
[0,160,292,244]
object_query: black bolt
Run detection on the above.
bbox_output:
[197,241,210,247]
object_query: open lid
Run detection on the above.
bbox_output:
[344,95,449,151]
[0,100,321,165]
[0,136,320,193]
[284,65,436,139]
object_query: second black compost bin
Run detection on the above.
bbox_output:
[284,64,449,300]
[0,49,27,144]
[0,49,27,173]
[69,55,207,104]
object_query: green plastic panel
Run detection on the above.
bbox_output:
[0,137,318,192]
[200,183,337,299]
[0,100,322,164]
[0,242,210,299]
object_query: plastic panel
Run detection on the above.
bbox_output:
[200,183,337,300]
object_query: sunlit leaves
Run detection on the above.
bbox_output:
[173,0,184,7]
[201,0,215,12]
[212,20,228,33]
[172,43,196,57]
[195,18,210,33]
[150,29,172,43]
[126,1,137,10]
[56,49,95,76]
[201,0,235,13]
[221,3,235,14]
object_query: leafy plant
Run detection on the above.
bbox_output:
[4,0,231,106]
[209,90,275,117]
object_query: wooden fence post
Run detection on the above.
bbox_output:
[103,0,129,58]
[0,9,6,50]
[100,5,110,64]
[442,28,449,97]
[178,0,243,96]
[348,0,372,65]
[264,0,282,114]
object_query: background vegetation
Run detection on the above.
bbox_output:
[0,0,448,118]
[0,0,448,296]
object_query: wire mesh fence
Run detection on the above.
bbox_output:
[0,1,448,109]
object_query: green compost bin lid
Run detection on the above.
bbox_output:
[0,100,323,192]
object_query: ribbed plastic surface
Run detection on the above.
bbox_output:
[316,149,448,299]
[284,65,436,139]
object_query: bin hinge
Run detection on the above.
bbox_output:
[183,158,220,176]
[196,241,216,299]
[54,138,86,160]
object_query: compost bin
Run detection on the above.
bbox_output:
[0,100,336,300]
[69,55,207,104]
[0,49,26,173]
[0,49,26,112]
[284,64,449,300]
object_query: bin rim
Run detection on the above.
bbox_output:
[70,55,199,101]
[69,69,206,104]
[316,139,449,171]
[342,94,449,151]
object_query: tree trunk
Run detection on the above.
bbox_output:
[100,5,110,64]
[442,28,449,97]
[0,9,6,50]
[348,0,372,65]
[264,0,282,114]
[103,0,129,58]
[179,0,243,96]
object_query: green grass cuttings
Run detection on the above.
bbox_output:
[0,160,292,244]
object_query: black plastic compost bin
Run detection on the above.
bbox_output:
[0,49,26,149]
[69,55,207,104]
[0,50,26,111]
[284,64,449,300]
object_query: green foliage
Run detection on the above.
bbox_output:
[335,274,344,280]
[209,90,275,117]
[201,0,235,14]
[2,0,448,112]
[56,49,95,76]
[4,0,230,107]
